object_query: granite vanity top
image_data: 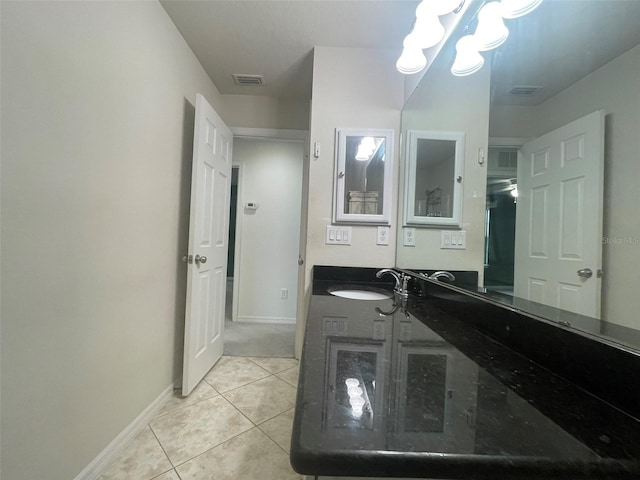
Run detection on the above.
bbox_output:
[290,269,640,479]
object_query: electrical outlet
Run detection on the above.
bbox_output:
[377,226,390,245]
[280,288,288,300]
[404,227,416,246]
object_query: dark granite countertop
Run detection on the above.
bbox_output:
[290,269,640,479]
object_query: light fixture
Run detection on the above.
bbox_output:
[396,35,427,74]
[500,0,543,19]
[416,0,463,17]
[411,14,446,49]
[451,35,484,76]
[473,1,509,51]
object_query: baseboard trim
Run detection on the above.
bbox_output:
[235,316,296,325]
[73,383,175,480]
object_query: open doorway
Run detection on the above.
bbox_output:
[224,136,304,357]
[484,147,518,295]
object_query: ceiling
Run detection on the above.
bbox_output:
[490,0,640,106]
[160,0,420,100]
[161,1,640,106]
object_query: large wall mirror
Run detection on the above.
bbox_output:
[397,0,640,352]
[334,128,394,224]
[404,130,465,227]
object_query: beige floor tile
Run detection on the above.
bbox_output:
[156,381,219,417]
[276,365,300,388]
[175,427,301,480]
[149,395,253,466]
[204,356,270,393]
[248,357,298,374]
[258,408,295,453]
[223,375,297,424]
[151,470,180,480]
[97,426,172,480]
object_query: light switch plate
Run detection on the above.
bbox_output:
[377,226,390,245]
[326,225,352,245]
[441,230,466,249]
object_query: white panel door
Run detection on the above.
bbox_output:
[514,110,604,318]
[182,94,232,395]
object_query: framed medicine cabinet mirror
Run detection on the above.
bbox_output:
[333,128,394,224]
[404,130,464,227]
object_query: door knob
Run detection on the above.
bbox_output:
[195,254,207,265]
[577,268,593,278]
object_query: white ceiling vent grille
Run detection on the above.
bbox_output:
[509,85,544,96]
[232,74,264,86]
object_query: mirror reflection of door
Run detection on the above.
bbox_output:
[344,135,386,215]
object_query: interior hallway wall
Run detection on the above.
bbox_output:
[233,138,303,324]
[0,2,223,479]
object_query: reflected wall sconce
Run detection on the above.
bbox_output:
[396,35,428,74]
[396,0,465,75]
[473,1,509,51]
[395,0,543,77]
[451,35,484,76]
[500,0,544,18]
[450,0,543,76]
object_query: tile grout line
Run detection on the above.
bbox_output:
[148,423,179,471]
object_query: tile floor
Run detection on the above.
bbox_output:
[98,356,303,480]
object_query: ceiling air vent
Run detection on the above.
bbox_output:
[232,74,264,86]
[509,85,543,96]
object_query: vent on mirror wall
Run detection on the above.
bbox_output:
[232,74,264,86]
[509,85,543,96]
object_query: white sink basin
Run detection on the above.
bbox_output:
[327,287,393,300]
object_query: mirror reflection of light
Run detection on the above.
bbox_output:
[345,378,359,388]
[416,0,462,18]
[396,35,427,75]
[355,137,379,161]
[411,13,445,49]
[474,2,510,52]
[500,0,544,19]
[451,35,484,77]
[347,386,363,397]
[349,395,365,409]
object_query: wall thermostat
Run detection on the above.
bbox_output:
[245,202,259,210]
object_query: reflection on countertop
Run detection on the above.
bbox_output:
[291,267,640,479]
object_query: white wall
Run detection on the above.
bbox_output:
[220,94,309,130]
[0,2,225,479]
[396,54,491,280]
[489,45,640,330]
[234,137,303,323]
[299,46,404,355]
[305,47,404,271]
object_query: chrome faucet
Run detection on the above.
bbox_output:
[428,271,456,282]
[376,268,408,297]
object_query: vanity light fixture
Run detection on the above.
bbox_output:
[451,35,484,76]
[411,11,446,49]
[396,34,428,74]
[500,0,543,18]
[396,0,466,75]
[450,0,544,76]
[473,1,509,51]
